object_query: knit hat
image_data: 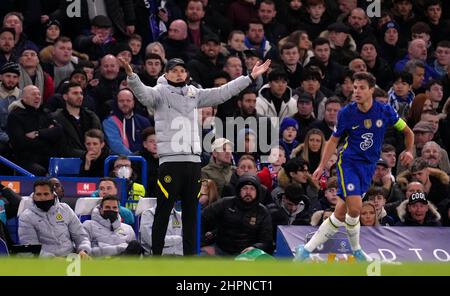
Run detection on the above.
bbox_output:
[46,19,61,29]
[70,68,87,80]
[113,43,132,56]
[280,117,299,136]
[0,62,20,76]
[358,38,379,53]
[19,43,40,56]
[381,21,399,37]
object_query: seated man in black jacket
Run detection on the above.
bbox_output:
[6,85,62,175]
[201,174,273,256]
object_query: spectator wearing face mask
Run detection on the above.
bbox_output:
[18,179,91,258]
[112,156,146,212]
[83,195,140,256]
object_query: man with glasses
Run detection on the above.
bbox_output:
[112,156,145,211]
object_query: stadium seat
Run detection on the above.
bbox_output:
[0,238,8,255]
[74,197,101,222]
[133,197,157,238]
[48,158,82,177]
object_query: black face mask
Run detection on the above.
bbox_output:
[167,80,187,88]
[101,210,118,223]
[35,199,55,212]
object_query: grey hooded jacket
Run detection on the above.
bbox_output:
[83,207,135,257]
[140,207,183,255]
[127,73,253,164]
[18,199,91,257]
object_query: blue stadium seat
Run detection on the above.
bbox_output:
[0,238,8,255]
[48,158,82,177]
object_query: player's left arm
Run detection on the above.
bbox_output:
[393,118,414,167]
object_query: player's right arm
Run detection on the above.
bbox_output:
[312,135,340,181]
[119,57,160,108]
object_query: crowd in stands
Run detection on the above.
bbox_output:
[1,0,450,257]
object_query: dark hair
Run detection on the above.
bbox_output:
[411,22,431,35]
[365,186,388,200]
[353,72,376,88]
[115,155,130,163]
[424,0,441,9]
[324,96,342,108]
[247,19,264,31]
[85,128,105,142]
[100,195,120,207]
[382,144,396,153]
[425,79,443,91]
[212,70,231,82]
[54,36,72,45]
[341,68,355,83]
[129,33,142,42]
[187,0,205,9]
[99,177,118,187]
[284,183,306,204]
[238,87,257,101]
[373,87,387,98]
[393,71,413,85]
[410,157,429,172]
[77,59,95,69]
[144,52,164,64]
[305,59,327,77]
[268,68,288,82]
[436,40,450,49]
[306,0,325,7]
[33,179,53,191]
[227,30,245,41]
[302,68,322,82]
[280,42,298,54]
[312,37,330,49]
[141,126,155,141]
[421,109,438,116]
[63,81,82,94]
[259,0,276,8]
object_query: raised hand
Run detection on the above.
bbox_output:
[118,57,133,76]
[399,150,414,167]
[250,59,271,80]
[312,165,324,182]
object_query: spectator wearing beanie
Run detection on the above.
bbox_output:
[0,62,21,156]
[378,21,406,65]
[18,43,55,104]
[279,117,299,161]
[359,38,393,91]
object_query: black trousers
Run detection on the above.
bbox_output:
[152,162,201,255]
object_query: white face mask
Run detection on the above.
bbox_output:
[117,166,132,179]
